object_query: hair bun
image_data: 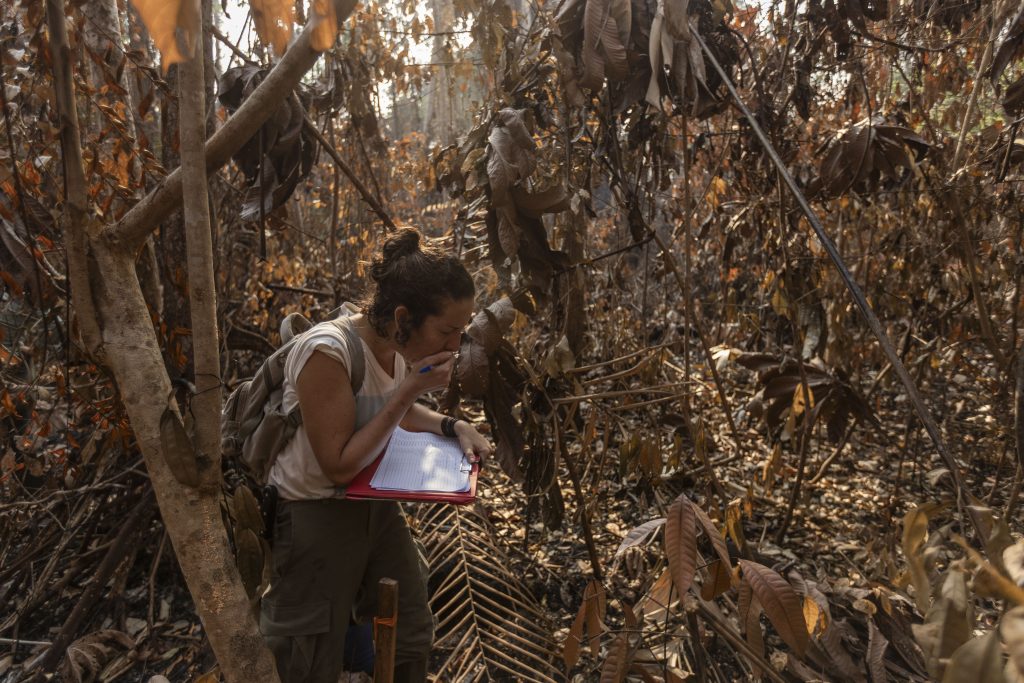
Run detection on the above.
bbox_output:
[382,228,421,261]
[370,227,422,283]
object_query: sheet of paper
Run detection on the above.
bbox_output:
[369,428,471,493]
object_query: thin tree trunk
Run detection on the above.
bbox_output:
[46,0,103,358]
[178,0,222,485]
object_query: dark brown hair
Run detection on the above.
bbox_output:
[362,227,474,343]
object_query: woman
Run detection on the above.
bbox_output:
[260,227,492,683]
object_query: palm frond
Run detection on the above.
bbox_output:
[410,502,564,682]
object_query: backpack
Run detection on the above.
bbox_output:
[221,310,366,483]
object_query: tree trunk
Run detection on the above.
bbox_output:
[44,1,359,678]
[159,61,194,378]
[93,239,276,681]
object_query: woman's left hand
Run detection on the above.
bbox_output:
[454,421,492,465]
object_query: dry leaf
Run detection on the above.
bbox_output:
[129,0,200,68]
[739,560,810,657]
[250,0,295,56]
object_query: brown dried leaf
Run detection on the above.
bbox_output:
[581,0,632,89]
[250,0,295,56]
[912,569,972,680]
[665,495,698,598]
[820,120,874,196]
[940,629,1004,683]
[614,517,666,560]
[466,296,517,354]
[867,616,890,683]
[231,486,264,534]
[455,336,489,397]
[583,579,607,656]
[129,0,199,67]
[739,560,810,657]
[564,597,585,668]
[309,0,338,51]
[635,569,674,622]
[1004,75,1024,116]
[691,502,733,597]
[738,580,765,659]
[486,108,535,204]
[159,407,199,487]
[600,633,631,683]
[902,504,932,614]
[60,630,135,683]
[235,528,264,598]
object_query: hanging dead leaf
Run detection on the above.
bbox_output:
[309,0,338,51]
[816,118,928,196]
[250,0,294,56]
[1004,75,1024,116]
[691,502,733,597]
[665,495,698,597]
[466,296,517,354]
[902,504,933,614]
[580,0,631,90]
[231,486,264,535]
[738,560,810,657]
[613,517,666,561]
[456,336,489,397]
[235,528,264,598]
[912,568,972,680]
[159,407,199,487]
[129,0,200,68]
[543,335,576,376]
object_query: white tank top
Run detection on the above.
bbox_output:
[268,304,408,500]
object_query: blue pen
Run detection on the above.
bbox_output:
[418,365,432,374]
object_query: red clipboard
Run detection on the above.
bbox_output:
[344,445,479,505]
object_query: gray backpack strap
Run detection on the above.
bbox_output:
[286,317,366,431]
[336,317,366,395]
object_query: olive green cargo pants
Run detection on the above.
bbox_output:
[260,498,434,683]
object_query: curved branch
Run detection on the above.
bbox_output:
[107,14,349,252]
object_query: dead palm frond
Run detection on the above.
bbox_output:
[410,502,563,682]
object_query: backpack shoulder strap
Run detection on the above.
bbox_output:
[334,316,366,395]
[283,316,365,431]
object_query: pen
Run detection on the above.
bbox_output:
[418,365,432,374]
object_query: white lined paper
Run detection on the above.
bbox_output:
[369,428,471,493]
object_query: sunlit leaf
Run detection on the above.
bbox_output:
[250,0,294,56]
[129,0,200,68]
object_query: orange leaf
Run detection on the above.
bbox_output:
[309,0,338,51]
[0,270,24,296]
[1,390,16,415]
[128,0,200,69]
[250,0,295,56]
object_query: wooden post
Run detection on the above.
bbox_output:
[373,578,399,683]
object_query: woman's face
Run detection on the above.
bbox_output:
[397,297,474,362]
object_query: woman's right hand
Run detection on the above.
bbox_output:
[406,351,456,396]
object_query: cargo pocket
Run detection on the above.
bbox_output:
[261,599,331,682]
